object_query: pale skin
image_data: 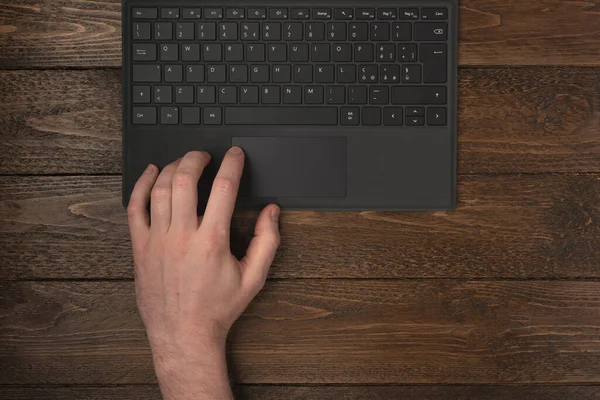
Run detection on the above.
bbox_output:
[127,147,280,400]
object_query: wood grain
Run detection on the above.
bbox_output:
[2,385,600,400]
[2,281,600,384]
[1,174,599,280]
[2,0,600,67]
[1,68,599,175]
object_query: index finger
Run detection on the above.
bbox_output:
[200,147,244,236]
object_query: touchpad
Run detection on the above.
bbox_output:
[232,137,347,198]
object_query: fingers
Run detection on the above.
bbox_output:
[150,159,181,233]
[201,147,244,238]
[171,151,211,230]
[127,164,159,251]
[240,204,281,294]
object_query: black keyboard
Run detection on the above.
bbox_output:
[127,5,451,126]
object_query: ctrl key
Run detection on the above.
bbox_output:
[133,107,157,124]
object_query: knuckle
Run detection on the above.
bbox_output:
[266,231,281,249]
[151,185,171,201]
[173,171,195,190]
[213,177,235,194]
[127,202,141,217]
[202,228,228,249]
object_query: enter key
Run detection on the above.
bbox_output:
[420,43,447,83]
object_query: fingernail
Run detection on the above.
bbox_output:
[230,146,243,155]
[145,164,155,173]
[271,205,280,222]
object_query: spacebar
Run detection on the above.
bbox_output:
[225,107,338,125]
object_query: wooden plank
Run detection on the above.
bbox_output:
[1,68,599,175]
[2,1,600,67]
[1,385,600,400]
[1,174,599,280]
[2,281,600,384]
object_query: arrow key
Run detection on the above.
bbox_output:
[406,107,425,117]
[427,107,447,126]
[383,107,403,126]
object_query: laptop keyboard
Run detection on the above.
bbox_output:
[129,6,450,126]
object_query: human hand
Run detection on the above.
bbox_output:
[126,148,280,399]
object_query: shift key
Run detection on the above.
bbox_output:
[133,64,161,82]
[392,86,446,105]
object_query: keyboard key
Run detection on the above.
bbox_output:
[290,43,309,62]
[311,44,330,62]
[181,43,200,61]
[251,65,269,83]
[185,65,204,82]
[334,8,353,20]
[133,107,157,124]
[182,8,202,19]
[415,22,448,41]
[133,8,157,19]
[161,107,178,124]
[421,8,447,20]
[313,8,332,19]
[383,107,403,126]
[294,65,313,83]
[284,22,303,40]
[197,86,216,103]
[377,44,395,62]
[246,44,265,61]
[406,116,425,126]
[356,8,375,20]
[207,65,226,82]
[154,86,172,103]
[348,86,367,104]
[203,43,222,61]
[262,86,280,103]
[268,43,287,61]
[391,86,446,105]
[349,23,368,41]
[378,8,397,19]
[355,43,374,62]
[225,107,337,125]
[182,107,201,124]
[420,43,447,83]
[399,9,419,20]
[164,65,183,82]
[160,43,178,61]
[283,86,302,104]
[133,44,156,61]
[248,8,267,19]
[370,22,390,41]
[359,65,378,83]
[263,23,282,40]
[392,23,412,41]
[161,8,180,19]
[337,65,356,83]
[331,43,351,62]
[369,86,389,104]
[270,8,289,19]
[406,107,425,117]
[315,65,334,83]
[197,23,216,40]
[328,23,346,41]
[273,65,291,83]
[176,23,194,39]
[380,65,400,83]
[341,107,359,125]
[219,22,238,40]
[204,107,222,124]
[219,86,237,104]
[427,107,447,126]
[133,86,151,103]
[398,44,417,62]
[402,64,422,83]
[306,22,325,41]
[225,44,244,61]
[133,64,161,82]
[133,22,151,40]
[226,8,245,19]
[362,107,381,125]
[154,22,173,40]
[305,86,324,104]
[291,8,310,20]
[229,65,248,83]
[326,86,345,104]
[175,86,194,103]
[240,86,259,104]
[241,22,260,40]
[204,8,223,19]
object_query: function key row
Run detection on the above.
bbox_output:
[133,7,447,21]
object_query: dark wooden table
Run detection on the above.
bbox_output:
[1,1,600,399]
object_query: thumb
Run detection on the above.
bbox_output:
[240,204,281,295]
